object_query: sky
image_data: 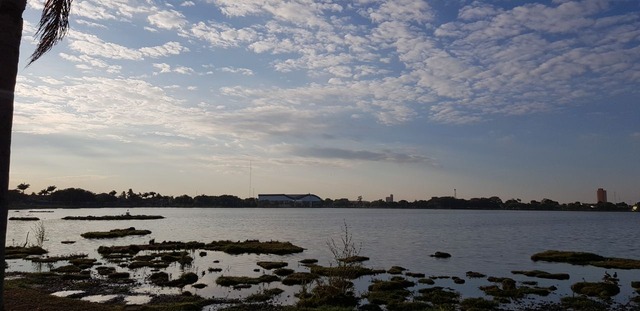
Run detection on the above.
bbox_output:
[12,0,640,204]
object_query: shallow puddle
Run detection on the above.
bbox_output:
[81,294,119,303]
[51,290,85,297]
[124,295,153,305]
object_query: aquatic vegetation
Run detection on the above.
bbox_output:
[256,261,288,270]
[590,258,640,269]
[480,277,555,300]
[148,272,170,285]
[387,266,406,274]
[166,272,199,287]
[571,281,620,298]
[95,266,116,276]
[532,250,640,270]
[460,297,499,310]
[215,275,280,287]
[5,246,47,259]
[128,260,170,269]
[274,268,295,276]
[511,269,570,280]
[206,240,304,255]
[245,288,284,302]
[281,272,319,285]
[8,217,40,221]
[69,258,98,269]
[384,301,434,311]
[62,214,164,220]
[299,258,319,265]
[452,276,466,284]
[297,281,359,308]
[418,278,435,285]
[339,255,369,263]
[309,265,383,279]
[416,286,460,304]
[365,278,414,305]
[107,272,130,279]
[404,272,425,278]
[98,240,303,256]
[27,253,88,263]
[466,271,486,278]
[531,250,605,264]
[561,296,609,310]
[80,227,152,239]
[52,265,82,273]
[430,251,452,258]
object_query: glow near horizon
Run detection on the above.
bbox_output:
[11,0,640,204]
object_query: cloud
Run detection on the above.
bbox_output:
[152,63,195,75]
[23,0,640,129]
[140,41,189,58]
[67,31,143,60]
[147,9,188,30]
[365,0,434,24]
[184,22,258,48]
[291,146,436,165]
[219,67,255,75]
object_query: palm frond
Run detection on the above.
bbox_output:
[27,0,73,66]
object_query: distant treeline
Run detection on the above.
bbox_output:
[7,186,637,211]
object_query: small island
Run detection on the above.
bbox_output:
[8,217,40,221]
[81,227,152,239]
[62,213,164,221]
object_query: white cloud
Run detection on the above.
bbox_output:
[140,41,189,58]
[366,0,434,24]
[185,22,258,47]
[67,31,143,60]
[219,67,255,75]
[147,9,188,30]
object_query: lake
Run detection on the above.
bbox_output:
[5,208,640,307]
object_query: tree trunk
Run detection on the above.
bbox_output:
[0,0,26,309]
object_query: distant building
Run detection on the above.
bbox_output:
[597,188,607,203]
[258,194,322,207]
[385,194,394,203]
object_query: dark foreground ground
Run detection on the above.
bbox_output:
[4,278,640,311]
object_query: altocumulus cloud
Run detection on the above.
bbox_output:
[291,147,436,165]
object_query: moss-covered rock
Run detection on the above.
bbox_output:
[256,261,288,270]
[416,286,460,304]
[460,297,499,310]
[571,281,620,298]
[81,227,152,239]
[531,250,604,264]
[511,269,570,280]
[245,288,284,302]
[282,272,319,285]
[215,275,279,287]
[387,266,406,274]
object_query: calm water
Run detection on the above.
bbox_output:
[6,208,640,305]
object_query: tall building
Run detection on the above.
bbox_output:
[385,194,394,203]
[597,188,607,203]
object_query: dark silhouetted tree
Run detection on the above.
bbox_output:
[1,0,72,307]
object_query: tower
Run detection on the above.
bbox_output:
[597,188,607,203]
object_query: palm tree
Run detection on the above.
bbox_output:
[0,0,71,308]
